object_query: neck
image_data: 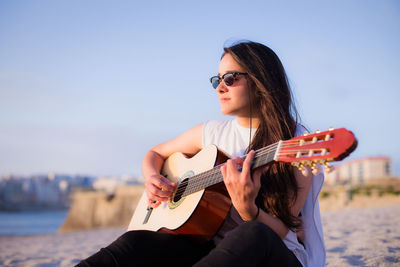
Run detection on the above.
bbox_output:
[236,116,260,129]
[182,141,281,197]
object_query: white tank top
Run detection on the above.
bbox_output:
[202,118,326,267]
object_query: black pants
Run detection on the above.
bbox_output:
[77,221,302,267]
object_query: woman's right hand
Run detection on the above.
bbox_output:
[141,124,203,209]
[145,174,177,208]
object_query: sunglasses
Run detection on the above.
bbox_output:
[210,72,248,89]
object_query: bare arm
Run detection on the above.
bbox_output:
[142,123,203,208]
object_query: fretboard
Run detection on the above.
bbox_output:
[180,141,282,198]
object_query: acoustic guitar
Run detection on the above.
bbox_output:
[127,128,357,242]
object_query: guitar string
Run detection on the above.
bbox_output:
[173,140,333,196]
[169,132,339,197]
[174,145,327,196]
[179,139,326,188]
[175,148,330,197]
[175,145,278,196]
[180,154,275,197]
[176,155,267,196]
[186,143,278,181]
[176,154,329,198]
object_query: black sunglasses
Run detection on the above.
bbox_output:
[210,72,248,89]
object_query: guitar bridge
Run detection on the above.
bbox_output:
[143,206,154,224]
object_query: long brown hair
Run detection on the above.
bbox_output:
[223,41,301,230]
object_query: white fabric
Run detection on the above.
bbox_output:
[282,123,326,267]
[202,119,256,158]
[202,119,256,244]
[202,118,326,267]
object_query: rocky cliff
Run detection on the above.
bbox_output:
[59,185,144,232]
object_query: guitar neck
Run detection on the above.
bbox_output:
[181,141,282,198]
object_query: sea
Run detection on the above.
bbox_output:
[0,210,68,236]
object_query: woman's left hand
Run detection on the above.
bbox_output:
[221,150,267,221]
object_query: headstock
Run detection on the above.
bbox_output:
[277,127,358,174]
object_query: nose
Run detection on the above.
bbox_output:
[217,82,228,94]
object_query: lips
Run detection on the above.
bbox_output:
[219,98,230,102]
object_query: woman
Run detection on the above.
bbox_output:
[78,41,325,267]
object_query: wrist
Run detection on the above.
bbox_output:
[243,205,260,222]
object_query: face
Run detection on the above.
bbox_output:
[216,53,251,117]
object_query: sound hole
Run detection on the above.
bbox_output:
[173,179,188,203]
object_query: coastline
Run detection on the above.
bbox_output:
[1,204,399,266]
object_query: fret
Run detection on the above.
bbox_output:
[180,142,278,198]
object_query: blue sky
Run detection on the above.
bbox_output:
[1,0,399,177]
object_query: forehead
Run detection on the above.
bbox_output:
[218,53,245,75]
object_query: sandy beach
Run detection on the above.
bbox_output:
[322,205,400,266]
[1,205,400,267]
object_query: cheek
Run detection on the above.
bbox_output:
[238,89,250,104]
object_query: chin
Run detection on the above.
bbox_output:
[220,108,231,116]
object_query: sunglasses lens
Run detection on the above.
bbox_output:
[210,73,241,89]
[223,74,235,86]
[210,77,220,89]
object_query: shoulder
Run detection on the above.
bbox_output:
[203,119,235,133]
[202,119,236,148]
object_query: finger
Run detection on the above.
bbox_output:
[146,187,170,202]
[159,177,177,192]
[220,164,227,179]
[226,160,239,183]
[147,193,168,203]
[230,157,244,165]
[227,158,243,175]
[252,167,264,189]
[224,160,233,184]
[242,150,255,174]
[253,164,268,178]
[148,185,171,198]
[148,199,161,208]
[226,159,234,177]
[150,175,177,192]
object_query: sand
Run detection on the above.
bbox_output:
[323,205,400,266]
[0,227,125,267]
[1,205,400,267]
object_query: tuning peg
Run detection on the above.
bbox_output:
[311,161,320,175]
[297,163,305,171]
[311,165,321,175]
[315,129,321,133]
[301,167,309,176]
[325,165,334,173]
[291,162,300,169]
[323,161,334,173]
[305,161,313,167]
[303,131,309,136]
[293,161,318,173]
[328,126,334,131]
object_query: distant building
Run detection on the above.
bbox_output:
[93,177,124,194]
[0,173,95,211]
[93,176,143,194]
[325,156,393,185]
